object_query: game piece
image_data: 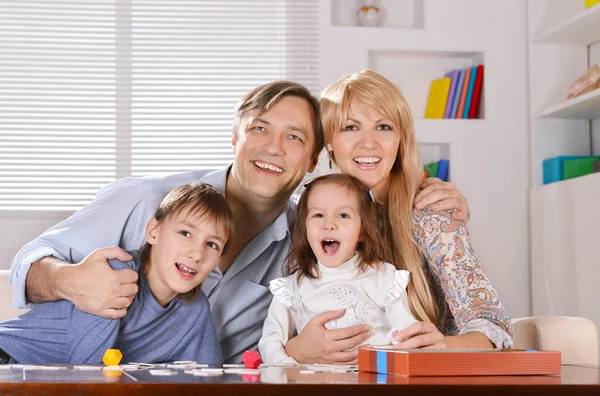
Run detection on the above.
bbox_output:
[242,350,262,369]
[299,370,315,374]
[200,368,225,373]
[193,371,223,376]
[223,363,245,368]
[74,366,102,371]
[103,349,123,366]
[149,369,177,376]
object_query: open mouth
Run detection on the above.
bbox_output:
[253,160,284,174]
[353,156,381,168]
[321,238,340,256]
[175,262,197,279]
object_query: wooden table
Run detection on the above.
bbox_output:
[0,364,598,395]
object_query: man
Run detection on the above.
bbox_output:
[10,81,468,363]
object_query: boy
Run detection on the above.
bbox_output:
[0,183,233,364]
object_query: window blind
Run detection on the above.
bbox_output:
[0,0,319,210]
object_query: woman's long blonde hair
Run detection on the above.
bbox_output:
[320,70,438,324]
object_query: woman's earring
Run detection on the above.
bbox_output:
[328,151,333,169]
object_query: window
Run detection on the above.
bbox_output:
[0,0,319,210]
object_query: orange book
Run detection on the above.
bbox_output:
[455,68,471,118]
[358,349,561,377]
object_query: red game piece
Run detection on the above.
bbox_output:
[242,350,262,369]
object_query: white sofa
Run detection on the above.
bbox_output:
[0,270,597,367]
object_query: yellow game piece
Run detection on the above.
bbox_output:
[103,349,123,366]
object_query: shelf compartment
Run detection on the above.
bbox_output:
[331,0,423,28]
[538,88,600,120]
[534,5,600,45]
[369,50,485,120]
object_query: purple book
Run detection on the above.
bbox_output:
[444,70,460,119]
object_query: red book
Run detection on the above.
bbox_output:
[468,64,484,118]
[358,348,561,377]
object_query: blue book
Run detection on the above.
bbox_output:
[450,70,464,118]
[443,70,460,119]
[436,159,449,182]
[463,66,478,118]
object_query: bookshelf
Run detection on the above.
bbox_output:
[534,3,600,46]
[528,0,600,360]
[538,88,600,120]
[369,50,485,119]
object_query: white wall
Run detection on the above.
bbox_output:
[319,0,531,318]
[591,41,600,155]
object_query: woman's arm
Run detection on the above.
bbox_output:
[412,206,514,349]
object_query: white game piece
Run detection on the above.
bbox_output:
[149,370,177,376]
[300,370,315,374]
[173,361,196,365]
[332,368,354,373]
[74,366,102,371]
[223,364,245,368]
[128,362,155,367]
[200,368,225,373]
[194,371,223,376]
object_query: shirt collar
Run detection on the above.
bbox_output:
[198,163,291,242]
[317,252,361,277]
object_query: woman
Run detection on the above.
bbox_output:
[285,70,513,364]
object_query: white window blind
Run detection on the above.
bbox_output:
[0,0,319,210]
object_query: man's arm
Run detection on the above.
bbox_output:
[27,249,138,319]
[10,177,147,312]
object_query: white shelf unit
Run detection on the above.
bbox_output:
[538,88,600,119]
[534,3,600,45]
[528,0,600,361]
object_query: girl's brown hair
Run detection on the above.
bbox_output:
[320,70,438,324]
[139,183,234,303]
[287,174,386,279]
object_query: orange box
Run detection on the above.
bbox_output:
[358,348,561,377]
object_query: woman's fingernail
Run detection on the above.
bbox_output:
[415,201,423,209]
[432,203,439,210]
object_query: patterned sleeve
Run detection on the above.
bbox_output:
[412,206,514,349]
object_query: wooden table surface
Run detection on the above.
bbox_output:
[0,364,598,395]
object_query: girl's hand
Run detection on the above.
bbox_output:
[390,322,447,350]
[415,178,470,223]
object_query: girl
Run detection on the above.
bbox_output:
[0,182,233,364]
[259,174,417,364]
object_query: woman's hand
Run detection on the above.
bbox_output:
[414,178,470,223]
[390,322,447,350]
[284,310,372,364]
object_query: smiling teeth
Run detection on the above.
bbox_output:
[254,161,283,173]
[354,157,381,164]
[177,263,197,275]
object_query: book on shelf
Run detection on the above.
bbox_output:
[469,65,484,118]
[424,77,451,119]
[586,0,600,8]
[425,65,484,119]
[456,67,471,118]
[424,159,449,182]
[450,69,465,118]
[443,70,460,119]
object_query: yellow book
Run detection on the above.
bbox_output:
[424,77,451,119]
[586,0,600,8]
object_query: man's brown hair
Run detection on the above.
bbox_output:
[139,183,234,303]
[286,174,386,279]
[232,81,324,159]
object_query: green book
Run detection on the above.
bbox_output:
[424,162,439,178]
[563,157,600,180]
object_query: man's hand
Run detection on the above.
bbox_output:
[415,178,470,222]
[58,247,138,319]
[285,310,372,365]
